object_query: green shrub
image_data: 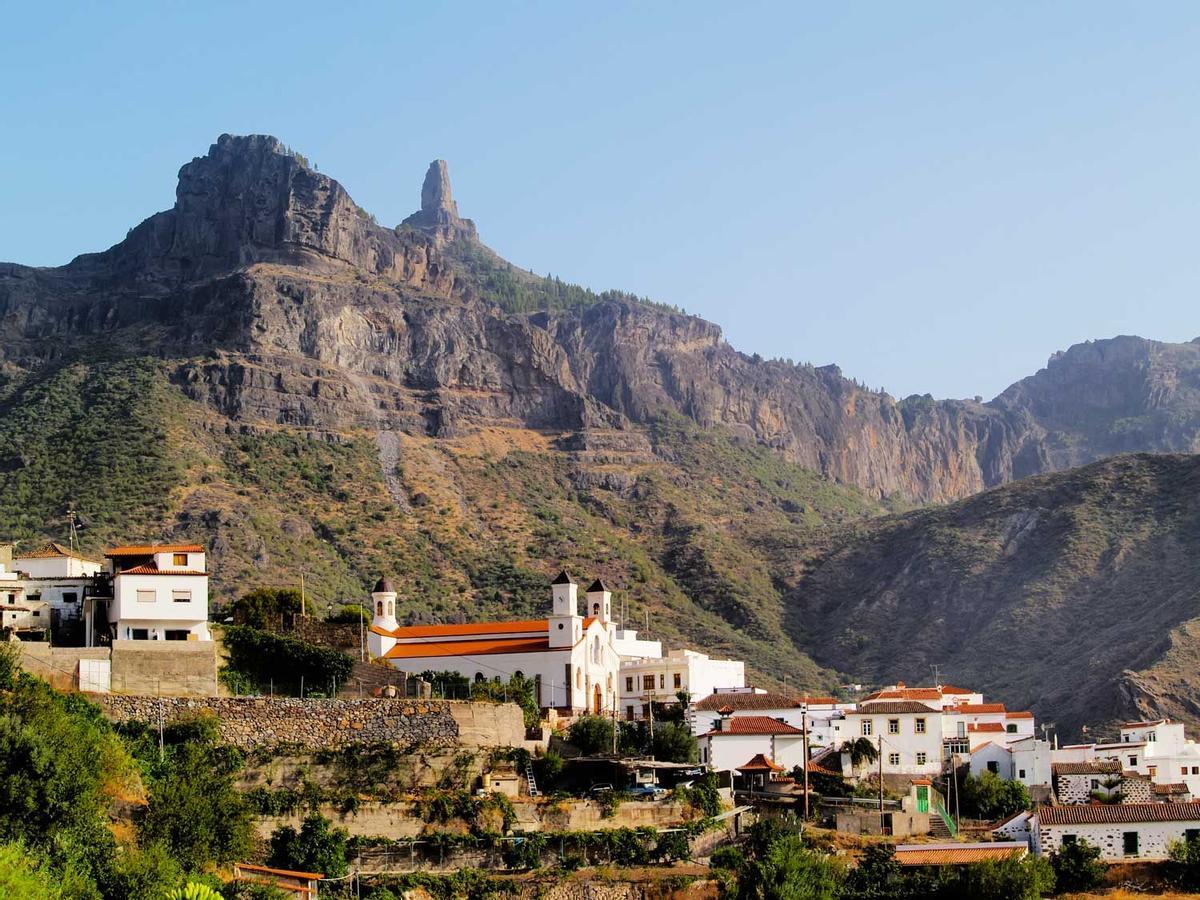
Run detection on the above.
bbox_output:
[221,625,354,696]
[1167,834,1200,891]
[567,715,614,755]
[269,813,349,878]
[651,721,699,763]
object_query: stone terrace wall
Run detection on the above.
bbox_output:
[96,696,459,751]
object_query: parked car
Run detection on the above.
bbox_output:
[589,783,614,795]
[629,784,667,798]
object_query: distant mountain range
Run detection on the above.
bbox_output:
[2,133,1199,735]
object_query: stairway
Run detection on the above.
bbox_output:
[929,814,954,838]
[525,760,540,798]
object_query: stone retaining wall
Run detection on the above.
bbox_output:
[96,696,459,750]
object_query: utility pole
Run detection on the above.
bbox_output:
[801,700,810,819]
[878,735,884,820]
[300,573,306,619]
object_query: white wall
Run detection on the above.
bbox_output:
[1038,818,1200,861]
[845,710,943,776]
[15,556,102,579]
[701,732,806,773]
[112,573,209,640]
[970,742,1013,779]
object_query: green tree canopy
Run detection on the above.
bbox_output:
[567,715,615,756]
[269,813,349,878]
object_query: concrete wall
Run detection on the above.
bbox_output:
[97,695,461,751]
[109,640,217,695]
[450,702,528,747]
[1038,819,1200,861]
[15,643,109,690]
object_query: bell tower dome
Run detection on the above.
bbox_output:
[548,570,582,649]
[586,579,612,625]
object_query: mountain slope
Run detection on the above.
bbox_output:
[2,134,1200,722]
[788,452,1200,736]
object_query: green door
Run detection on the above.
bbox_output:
[916,786,929,813]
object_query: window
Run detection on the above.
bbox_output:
[987,760,999,774]
[32,609,40,617]
[475,673,485,683]
[136,589,155,603]
[1061,835,1077,846]
[1187,829,1200,844]
[1148,732,1157,742]
[1006,723,1017,733]
[62,592,77,604]
[130,628,149,640]
[916,752,927,766]
[165,630,189,641]
[659,673,665,689]
[888,753,900,766]
[376,601,383,615]
[862,720,873,737]
[915,718,926,734]
[673,673,682,689]
[1129,756,1138,767]
[172,589,192,603]
[6,594,13,605]
[173,553,188,566]
[1018,769,1026,779]
[642,675,654,690]
[626,706,634,720]
[1091,779,1100,790]
[1192,767,1199,775]
[888,719,899,734]
[625,677,634,692]
[1123,831,1139,856]
[1148,766,1157,778]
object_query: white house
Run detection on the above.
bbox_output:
[618,648,745,720]
[1034,803,1200,861]
[1009,735,1053,790]
[13,542,104,627]
[698,712,807,772]
[86,544,211,645]
[844,700,945,777]
[1057,720,1200,800]
[368,571,622,714]
[0,560,48,635]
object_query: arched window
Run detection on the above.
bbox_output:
[475,672,485,683]
[494,675,501,684]
[376,601,383,615]
[592,635,601,664]
[387,600,394,616]
[513,670,524,681]
[592,602,600,615]
[576,667,582,688]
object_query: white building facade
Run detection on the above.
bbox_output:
[618,648,746,720]
[13,542,103,629]
[368,572,622,714]
[1034,803,1200,861]
[87,544,211,645]
[844,700,945,778]
[698,713,807,772]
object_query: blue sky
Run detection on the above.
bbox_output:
[2,2,1198,399]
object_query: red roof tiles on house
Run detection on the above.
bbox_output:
[1052,760,1121,776]
[106,544,204,555]
[968,723,1005,733]
[381,619,549,639]
[694,692,802,712]
[855,700,940,714]
[703,715,805,737]
[894,843,1026,866]
[117,565,207,576]
[16,542,100,562]
[1040,802,1200,826]
[949,703,1007,714]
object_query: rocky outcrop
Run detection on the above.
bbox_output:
[2,134,1199,502]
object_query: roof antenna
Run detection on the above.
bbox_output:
[930,663,942,688]
[67,509,79,552]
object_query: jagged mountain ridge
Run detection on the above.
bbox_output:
[5,133,1199,504]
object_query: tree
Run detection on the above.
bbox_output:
[750,835,843,900]
[0,843,61,900]
[1051,839,1105,894]
[846,843,908,898]
[169,883,226,900]
[651,721,699,763]
[567,715,615,756]
[269,813,349,878]
[944,854,1054,900]
[140,734,254,872]
[1167,834,1200,891]
[958,771,1030,820]
[230,588,310,629]
[840,737,879,769]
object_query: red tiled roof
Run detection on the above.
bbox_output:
[894,843,1026,866]
[694,691,802,712]
[703,715,804,737]
[383,636,552,659]
[1006,711,1034,719]
[1052,760,1121,776]
[1155,783,1189,794]
[807,761,842,778]
[802,696,841,705]
[16,542,100,562]
[949,703,1007,714]
[117,565,207,576]
[106,544,204,555]
[855,700,939,714]
[1040,802,1200,826]
[1122,719,1171,728]
[738,753,783,772]
[937,684,974,695]
[380,619,549,639]
[863,687,943,702]
[969,722,1005,733]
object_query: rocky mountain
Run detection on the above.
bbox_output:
[2,133,1200,728]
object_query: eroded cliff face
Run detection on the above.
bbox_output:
[1,133,1198,504]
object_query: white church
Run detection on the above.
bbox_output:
[368,571,623,714]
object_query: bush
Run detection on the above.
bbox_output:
[269,813,349,878]
[685,773,723,817]
[222,625,354,696]
[653,830,691,862]
[942,854,1054,900]
[1051,838,1105,893]
[754,835,842,900]
[567,715,614,756]
[230,587,311,629]
[326,604,369,624]
[1167,834,1200,891]
[709,845,745,871]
